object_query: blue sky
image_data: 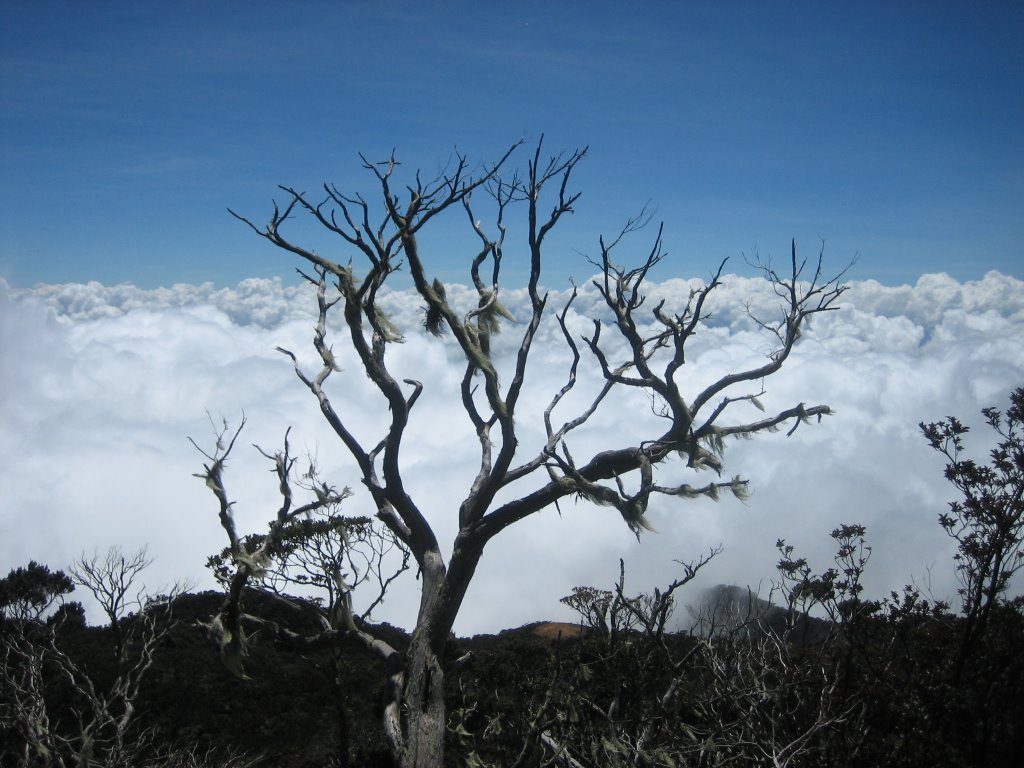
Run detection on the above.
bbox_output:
[1,1,1021,289]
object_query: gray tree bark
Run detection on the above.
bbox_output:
[201,138,848,767]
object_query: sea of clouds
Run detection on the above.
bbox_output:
[2,269,1023,635]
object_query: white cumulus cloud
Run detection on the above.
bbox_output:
[1,269,1023,635]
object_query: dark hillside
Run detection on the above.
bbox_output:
[4,586,1023,767]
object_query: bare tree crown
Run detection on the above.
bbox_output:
[225,140,846,550]
[204,138,848,767]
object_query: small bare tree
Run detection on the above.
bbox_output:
[553,554,716,765]
[203,445,410,768]
[71,546,153,662]
[200,138,847,767]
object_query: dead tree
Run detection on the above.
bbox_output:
[201,138,847,768]
[0,559,181,767]
[71,546,153,663]
[204,474,410,768]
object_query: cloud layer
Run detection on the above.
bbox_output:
[2,269,1023,634]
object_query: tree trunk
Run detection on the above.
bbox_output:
[401,629,446,768]
[391,532,487,766]
[398,550,451,768]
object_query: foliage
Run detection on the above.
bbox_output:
[0,562,75,623]
[921,386,1024,679]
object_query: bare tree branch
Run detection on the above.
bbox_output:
[207,140,847,768]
